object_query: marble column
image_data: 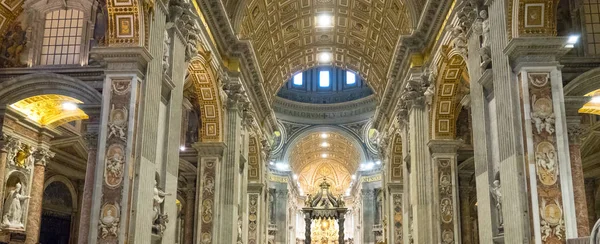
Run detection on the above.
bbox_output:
[402,70,433,244]
[215,79,246,244]
[24,148,55,244]
[565,97,592,237]
[585,179,597,231]
[428,140,462,244]
[77,119,100,244]
[183,187,195,244]
[459,173,473,244]
[193,142,225,244]
[464,12,496,244]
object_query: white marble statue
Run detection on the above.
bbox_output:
[153,180,171,222]
[479,10,491,68]
[163,30,171,74]
[236,216,243,244]
[490,179,503,226]
[2,183,30,229]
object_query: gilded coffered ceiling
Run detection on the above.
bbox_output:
[10,94,88,127]
[290,132,360,195]
[579,89,600,115]
[237,0,414,98]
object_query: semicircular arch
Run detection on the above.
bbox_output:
[44,174,78,211]
[0,73,102,106]
[281,125,368,166]
[188,58,223,142]
[564,66,600,96]
[431,54,469,139]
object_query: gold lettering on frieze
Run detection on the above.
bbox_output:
[268,174,288,183]
[362,174,382,183]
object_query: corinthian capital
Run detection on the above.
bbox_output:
[33,148,55,167]
[223,82,247,107]
[400,74,430,108]
[83,132,99,150]
[567,123,589,144]
[1,134,19,153]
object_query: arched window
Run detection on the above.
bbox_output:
[40,9,84,65]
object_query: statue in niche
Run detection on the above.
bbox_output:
[490,179,503,227]
[162,30,171,75]
[152,180,171,235]
[479,10,491,69]
[92,5,107,47]
[2,182,30,229]
[0,22,27,68]
[236,216,243,244]
[185,107,200,144]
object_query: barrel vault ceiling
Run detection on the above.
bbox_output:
[233,0,415,98]
[289,131,360,195]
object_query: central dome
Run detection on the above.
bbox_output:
[277,66,374,104]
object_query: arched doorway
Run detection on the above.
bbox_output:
[39,179,76,244]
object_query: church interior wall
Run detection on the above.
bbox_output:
[2,0,600,243]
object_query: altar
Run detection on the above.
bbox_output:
[302,180,347,244]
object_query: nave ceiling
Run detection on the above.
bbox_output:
[289,131,361,196]
[230,0,416,97]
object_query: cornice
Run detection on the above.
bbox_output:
[273,96,377,125]
[503,37,571,71]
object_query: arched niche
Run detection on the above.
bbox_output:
[40,175,78,244]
